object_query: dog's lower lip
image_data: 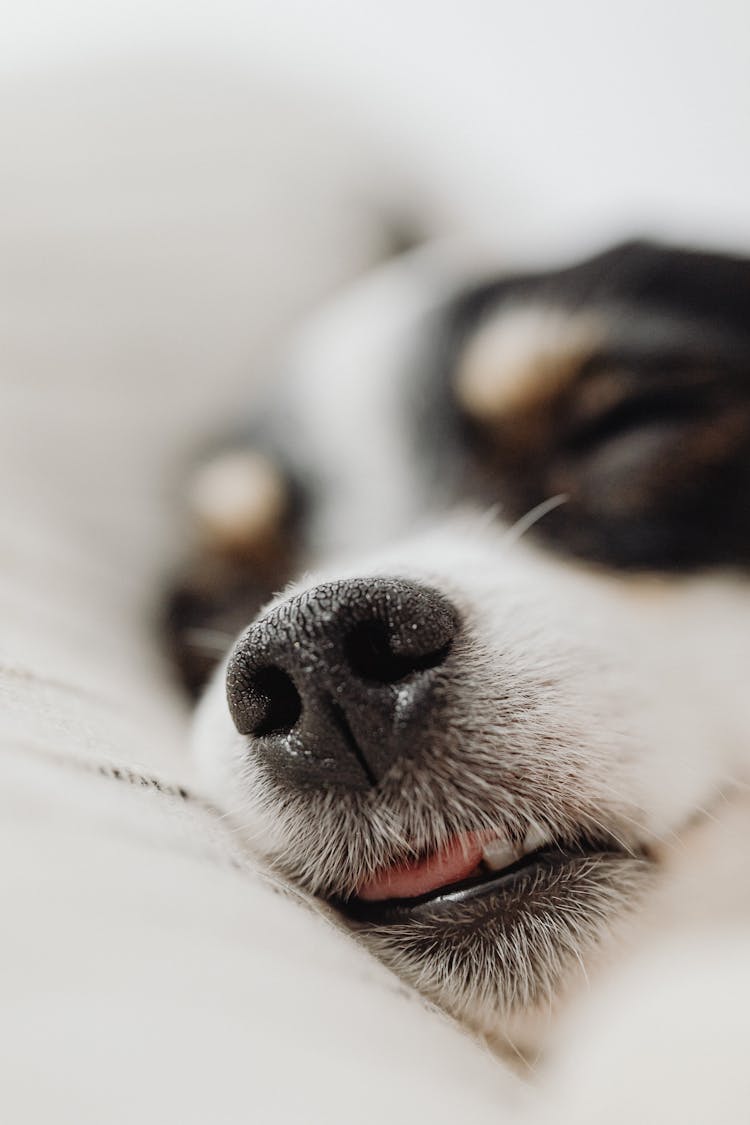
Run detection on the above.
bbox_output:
[334,842,625,926]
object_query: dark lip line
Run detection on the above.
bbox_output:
[332,840,636,926]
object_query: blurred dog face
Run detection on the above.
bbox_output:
[171,241,750,1040]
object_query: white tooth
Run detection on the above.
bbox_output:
[481,838,519,872]
[521,825,549,855]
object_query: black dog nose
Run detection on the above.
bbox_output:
[226,577,460,790]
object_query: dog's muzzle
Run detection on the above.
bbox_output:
[225,576,460,790]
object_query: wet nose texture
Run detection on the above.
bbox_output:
[226,577,460,790]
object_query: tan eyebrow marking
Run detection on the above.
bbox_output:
[454,305,607,422]
[188,449,288,553]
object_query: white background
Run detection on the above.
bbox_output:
[3,0,750,259]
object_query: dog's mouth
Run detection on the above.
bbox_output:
[334,827,635,927]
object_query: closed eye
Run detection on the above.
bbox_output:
[564,391,708,454]
[563,356,732,455]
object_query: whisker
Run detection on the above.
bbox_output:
[578,809,639,858]
[184,627,235,654]
[503,493,569,546]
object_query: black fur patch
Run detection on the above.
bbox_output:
[430,241,750,569]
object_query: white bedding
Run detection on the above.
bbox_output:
[0,63,529,1122]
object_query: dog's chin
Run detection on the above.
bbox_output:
[354,857,650,1022]
[298,823,654,1034]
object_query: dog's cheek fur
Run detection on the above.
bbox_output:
[193,516,736,866]
[197,515,734,834]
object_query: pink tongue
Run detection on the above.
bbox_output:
[356,834,484,902]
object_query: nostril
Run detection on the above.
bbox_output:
[228,663,302,737]
[252,666,302,736]
[344,620,453,684]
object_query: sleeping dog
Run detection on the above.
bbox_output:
[167,239,750,1053]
